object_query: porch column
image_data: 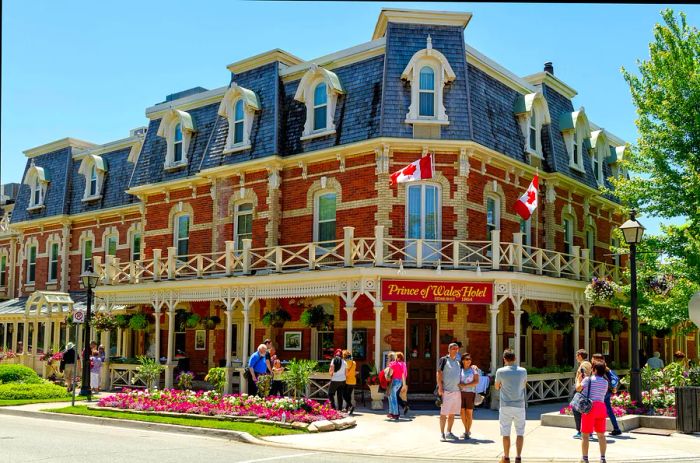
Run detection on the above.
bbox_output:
[53,319,61,349]
[42,320,51,377]
[583,303,591,354]
[345,306,355,352]
[1,323,5,350]
[241,299,251,394]
[511,297,524,363]
[12,322,18,352]
[153,307,161,360]
[572,302,581,354]
[165,305,176,388]
[489,304,500,375]
[373,303,383,370]
[65,323,71,346]
[100,328,110,391]
[224,305,234,394]
[22,319,29,356]
[116,327,123,356]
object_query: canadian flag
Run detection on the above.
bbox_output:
[390,154,434,186]
[514,175,539,220]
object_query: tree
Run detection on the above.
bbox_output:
[608,10,700,332]
[612,9,700,230]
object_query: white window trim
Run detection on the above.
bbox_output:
[47,240,60,282]
[131,232,142,262]
[156,109,195,170]
[295,64,345,141]
[585,227,595,260]
[233,202,254,251]
[104,234,118,257]
[563,216,575,256]
[82,238,93,272]
[404,183,442,241]
[485,194,501,240]
[173,213,191,258]
[401,35,455,126]
[514,92,551,160]
[590,130,608,186]
[23,161,49,210]
[313,191,338,250]
[78,154,107,202]
[520,217,532,247]
[218,83,260,154]
[26,245,37,284]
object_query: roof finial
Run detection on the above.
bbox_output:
[427,34,432,50]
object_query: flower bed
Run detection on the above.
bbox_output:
[97,389,345,423]
[559,389,676,417]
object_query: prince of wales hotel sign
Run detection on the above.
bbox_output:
[381,280,493,304]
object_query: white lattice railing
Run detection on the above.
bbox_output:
[93,226,626,286]
[109,363,150,389]
[527,372,576,403]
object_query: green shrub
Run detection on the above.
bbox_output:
[0,382,69,400]
[205,367,227,393]
[0,365,43,384]
[282,359,317,399]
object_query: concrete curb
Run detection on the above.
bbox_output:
[0,407,263,445]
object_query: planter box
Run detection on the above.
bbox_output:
[541,412,639,432]
[676,386,700,433]
[640,415,676,430]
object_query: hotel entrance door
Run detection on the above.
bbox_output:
[406,304,436,393]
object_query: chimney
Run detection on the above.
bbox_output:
[544,62,554,75]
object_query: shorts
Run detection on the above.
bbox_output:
[581,401,607,434]
[461,391,476,410]
[440,390,461,415]
[499,405,526,436]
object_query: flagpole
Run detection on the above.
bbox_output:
[535,169,540,250]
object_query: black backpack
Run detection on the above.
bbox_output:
[333,356,342,372]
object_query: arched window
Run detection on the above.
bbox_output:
[131,232,142,261]
[486,196,501,241]
[418,66,435,117]
[585,227,595,260]
[82,239,93,272]
[89,165,98,197]
[233,100,245,145]
[234,203,253,250]
[105,235,118,256]
[48,242,59,282]
[23,161,49,209]
[313,83,328,131]
[174,214,190,258]
[27,245,37,284]
[314,192,336,249]
[0,254,7,287]
[563,217,574,256]
[173,123,183,163]
[407,184,440,241]
[573,131,579,166]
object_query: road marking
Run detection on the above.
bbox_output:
[237,452,320,463]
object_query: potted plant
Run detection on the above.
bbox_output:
[584,277,620,303]
[185,313,201,329]
[114,314,131,329]
[93,312,118,332]
[129,313,149,331]
[366,363,384,409]
[202,315,221,330]
[528,312,555,332]
[261,308,292,328]
[547,311,574,334]
[132,355,164,390]
[175,370,194,390]
[205,367,227,393]
[300,305,333,330]
[589,315,608,331]
[281,358,317,399]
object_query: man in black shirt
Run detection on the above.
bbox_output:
[61,343,77,392]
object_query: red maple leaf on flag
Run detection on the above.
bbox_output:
[402,163,417,176]
[527,190,536,204]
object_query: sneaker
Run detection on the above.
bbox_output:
[348,406,355,415]
[440,433,447,442]
[461,432,471,440]
[573,432,582,439]
[609,429,622,436]
[403,404,409,415]
[445,432,458,440]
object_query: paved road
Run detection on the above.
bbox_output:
[1,414,458,463]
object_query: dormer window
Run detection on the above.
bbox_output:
[156,109,195,170]
[79,154,107,201]
[218,83,260,153]
[23,161,49,210]
[514,92,550,160]
[589,130,608,186]
[295,64,345,141]
[173,123,183,163]
[313,83,328,131]
[419,67,435,117]
[402,35,455,128]
[559,107,589,172]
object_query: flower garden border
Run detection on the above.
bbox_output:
[88,405,356,432]
[541,412,676,431]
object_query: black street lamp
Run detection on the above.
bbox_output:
[619,210,645,404]
[79,267,99,399]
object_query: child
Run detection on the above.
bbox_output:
[270,358,285,396]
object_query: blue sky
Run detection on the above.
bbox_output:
[2,2,696,234]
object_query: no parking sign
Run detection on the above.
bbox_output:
[72,309,85,324]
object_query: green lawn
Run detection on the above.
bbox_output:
[0,396,87,407]
[43,405,304,437]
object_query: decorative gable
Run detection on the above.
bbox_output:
[514,92,551,161]
[22,161,50,210]
[559,107,590,172]
[294,64,345,140]
[218,83,260,153]
[78,154,108,201]
[156,109,195,170]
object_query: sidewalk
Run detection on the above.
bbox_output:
[2,399,699,462]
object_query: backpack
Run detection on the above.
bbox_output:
[379,368,389,389]
[608,370,620,389]
[438,355,449,372]
[332,356,342,372]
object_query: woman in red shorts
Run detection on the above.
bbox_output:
[576,361,609,463]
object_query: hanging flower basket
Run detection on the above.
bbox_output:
[647,274,674,296]
[589,315,608,331]
[261,309,292,328]
[300,305,333,330]
[608,319,624,337]
[584,277,620,303]
[93,312,118,331]
[128,313,149,331]
[528,312,555,333]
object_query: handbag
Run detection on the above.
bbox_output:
[474,393,485,407]
[569,374,593,414]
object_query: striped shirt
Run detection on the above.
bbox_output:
[581,375,609,402]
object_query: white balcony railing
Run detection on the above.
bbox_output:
[93,227,625,286]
